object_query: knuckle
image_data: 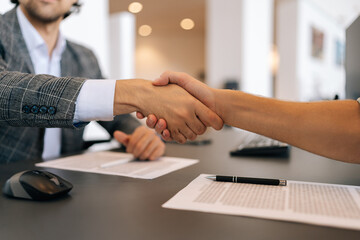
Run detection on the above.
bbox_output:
[177,137,186,144]
[140,153,149,160]
[189,133,196,141]
[163,70,171,76]
[196,124,206,135]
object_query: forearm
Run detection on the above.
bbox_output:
[215,89,360,163]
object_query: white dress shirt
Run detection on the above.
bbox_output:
[16,7,116,160]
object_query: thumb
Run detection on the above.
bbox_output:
[113,130,130,146]
[154,71,199,95]
[153,70,181,86]
[153,75,170,86]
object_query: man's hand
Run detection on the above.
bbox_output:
[136,72,221,141]
[114,79,223,143]
[113,126,165,161]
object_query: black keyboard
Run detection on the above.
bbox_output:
[230,132,289,157]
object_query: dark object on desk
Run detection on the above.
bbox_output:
[3,170,73,201]
[206,175,287,186]
[168,138,212,146]
[83,139,111,149]
[230,138,289,157]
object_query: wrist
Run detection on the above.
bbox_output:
[114,80,144,115]
[213,89,227,122]
[214,89,241,125]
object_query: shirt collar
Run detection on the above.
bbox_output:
[16,7,66,58]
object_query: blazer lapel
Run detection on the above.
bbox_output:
[60,45,74,77]
[3,7,35,74]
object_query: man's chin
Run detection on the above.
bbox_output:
[40,0,58,3]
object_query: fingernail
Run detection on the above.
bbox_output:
[148,118,154,124]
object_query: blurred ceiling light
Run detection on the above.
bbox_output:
[180,18,195,30]
[128,2,143,14]
[139,25,152,37]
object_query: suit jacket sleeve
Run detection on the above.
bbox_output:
[0,69,87,128]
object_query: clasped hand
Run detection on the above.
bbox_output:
[113,78,223,143]
[135,71,221,142]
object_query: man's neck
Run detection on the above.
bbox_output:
[20,5,62,57]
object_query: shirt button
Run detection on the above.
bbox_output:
[39,106,48,114]
[31,105,39,114]
[48,106,56,115]
[22,105,30,114]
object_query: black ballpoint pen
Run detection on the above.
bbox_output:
[206,175,287,186]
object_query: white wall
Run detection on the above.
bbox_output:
[241,0,273,96]
[109,12,135,79]
[277,0,345,101]
[206,0,243,89]
[206,0,273,97]
[276,0,299,100]
[61,0,110,77]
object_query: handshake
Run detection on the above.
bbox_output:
[114,71,224,143]
[114,70,360,163]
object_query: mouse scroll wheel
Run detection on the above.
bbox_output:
[49,177,61,186]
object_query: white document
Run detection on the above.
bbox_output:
[35,151,198,179]
[162,174,360,230]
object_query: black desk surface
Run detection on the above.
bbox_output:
[1,128,360,240]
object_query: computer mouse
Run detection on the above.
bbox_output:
[2,170,73,201]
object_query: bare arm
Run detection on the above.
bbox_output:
[216,89,360,163]
[148,71,360,163]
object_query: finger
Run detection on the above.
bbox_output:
[171,128,187,144]
[179,125,197,141]
[155,119,167,134]
[139,137,164,160]
[186,116,207,135]
[136,112,145,119]
[194,101,224,130]
[146,114,158,128]
[113,130,130,147]
[132,131,155,159]
[161,130,172,141]
[126,127,147,154]
[149,143,166,161]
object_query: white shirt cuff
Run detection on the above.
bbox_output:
[74,79,116,122]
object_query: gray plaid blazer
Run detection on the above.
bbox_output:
[0,8,140,163]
